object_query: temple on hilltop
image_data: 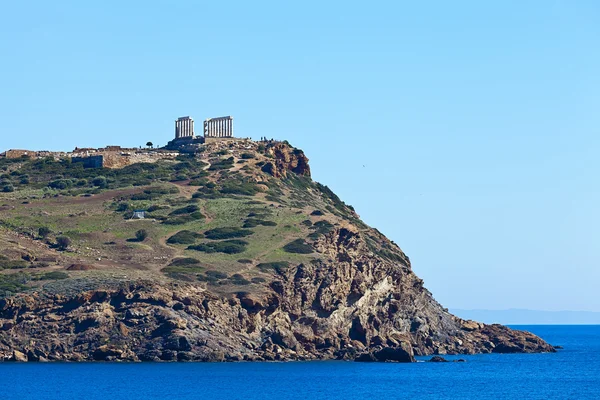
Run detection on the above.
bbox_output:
[173,115,234,141]
[165,114,240,151]
[203,116,233,139]
[175,116,195,139]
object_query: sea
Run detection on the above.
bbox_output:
[0,325,598,399]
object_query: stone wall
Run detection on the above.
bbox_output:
[2,147,179,169]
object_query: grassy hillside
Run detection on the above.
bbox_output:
[0,140,383,297]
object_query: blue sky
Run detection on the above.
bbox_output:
[1,1,599,311]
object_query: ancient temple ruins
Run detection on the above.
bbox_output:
[175,116,194,139]
[204,116,233,138]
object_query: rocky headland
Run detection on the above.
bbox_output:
[0,139,556,362]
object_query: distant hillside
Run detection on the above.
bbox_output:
[451,309,600,325]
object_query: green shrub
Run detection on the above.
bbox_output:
[251,277,266,283]
[92,176,108,188]
[204,227,253,240]
[301,220,313,227]
[56,236,72,250]
[189,178,209,186]
[229,273,250,285]
[170,204,200,215]
[135,229,148,241]
[167,230,203,244]
[169,257,201,266]
[257,261,290,273]
[163,215,195,225]
[190,211,205,220]
[311,210,324,216]
[40,271,69,280]
[188,240,248,254]
[283,239,313,254]
[220,181,258,196]
[243,218,277,228]
[147,205,167,212]
[308,220,334,239]
[48,179,71,190]
[0,273,29,296]
[206,270,228,279]
[38,226,51,238]
[115,202,130,212]
[208,157,234,171]
[240,153,255,159]
[0,259,28,270]
[237,259,253,264]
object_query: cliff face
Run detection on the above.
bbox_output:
[0,139,555,362]
[0,226,553,362]
[261,142,311,178]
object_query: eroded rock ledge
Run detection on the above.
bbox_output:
[0,229,555,362]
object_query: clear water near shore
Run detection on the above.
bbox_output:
[1,325,598,400]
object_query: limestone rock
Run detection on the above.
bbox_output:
[11,350,28,362]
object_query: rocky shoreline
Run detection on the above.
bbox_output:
[0,227,556,362]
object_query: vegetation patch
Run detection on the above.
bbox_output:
[167,230,203,245]
[204,227,253,240]
[206,270,228,280]
[257,261,290,274]
[208,157,234,171]
[0,258,29,270]
[162,214,203,225]
[283,239,313,254]
[162,204,204,225]
[170,204,200,215]
[228,273,250,285]
[242,218,277,228]
[0,273,29,296]
[308,220,335,239]
[219,181,259,196]
[169,257,201,266]
[188,239,248,254]
[39,271,69,280]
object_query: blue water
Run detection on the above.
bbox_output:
[1,325,598,399]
